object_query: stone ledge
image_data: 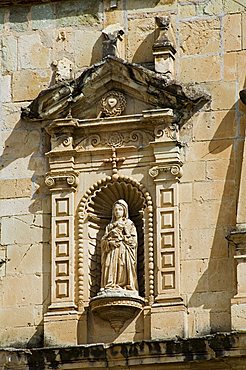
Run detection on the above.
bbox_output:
[0,0,60,6]
[2,332,246,369]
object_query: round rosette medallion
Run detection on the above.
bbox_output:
[101,91,126,117]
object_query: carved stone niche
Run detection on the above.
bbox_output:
[22,56,209,346]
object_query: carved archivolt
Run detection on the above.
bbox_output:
[77,175,154,308]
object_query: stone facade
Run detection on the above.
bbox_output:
[0,0,246,368]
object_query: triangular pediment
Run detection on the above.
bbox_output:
[21,56,210,123]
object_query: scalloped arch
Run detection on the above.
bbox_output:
[77,175,154,307]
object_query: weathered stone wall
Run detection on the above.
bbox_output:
[0,0,245,348]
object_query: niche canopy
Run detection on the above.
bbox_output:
[22,54,209,346]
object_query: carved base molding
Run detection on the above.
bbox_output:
[90,291,145,333]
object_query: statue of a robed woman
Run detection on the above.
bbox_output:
[100,199,138,291]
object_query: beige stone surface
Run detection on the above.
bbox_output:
[224,52,237,81]
[224,0,245,14]
[0,0,245,351]
[12,69,50,102]
[181,227,229,260]
[209,81,237,110]
[1,35,18,74]
[18,34,51,70]
[0,75,11,103]
[179,55,221,83]
[127,17,155,63]
[180,19,220,55]
[178,4,196,18]
[180,199,236,230]
[192,111,236,141]
[237,50,246,91]
[0,178,32,199]
[243,12,246,50]
[223,13,242,52]
[74,30,102,68]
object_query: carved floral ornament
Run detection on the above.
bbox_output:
[100,90,127,117]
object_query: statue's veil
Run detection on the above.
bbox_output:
[111,199,129,221]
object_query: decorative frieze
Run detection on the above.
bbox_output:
[74,129,154,151]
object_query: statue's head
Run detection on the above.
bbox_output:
[112,199,128,221]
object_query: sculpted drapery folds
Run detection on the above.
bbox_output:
[100,199,138,291]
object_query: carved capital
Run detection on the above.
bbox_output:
[45,171,79,191]
[149,164,183,179]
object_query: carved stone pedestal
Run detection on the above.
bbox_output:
[90,290,145,332]
[150,302,187,339]
[44,310,79,346]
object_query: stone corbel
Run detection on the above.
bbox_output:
[149,163,183,180]
[45,171,79,191]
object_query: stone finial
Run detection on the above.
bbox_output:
[102,23,125,58]
[153,16,176,78]
[51,57,74,85]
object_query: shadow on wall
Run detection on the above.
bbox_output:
[0,117,50,347]
[132,31,155,65]
[90,34,103,66]
[187,97,246,335]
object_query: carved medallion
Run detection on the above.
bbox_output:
[101,91,126,117]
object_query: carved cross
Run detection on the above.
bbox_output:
[104,147,125,175]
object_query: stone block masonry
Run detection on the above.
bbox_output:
[0,0,245,358]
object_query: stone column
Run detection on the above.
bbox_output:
[229,89,246,330]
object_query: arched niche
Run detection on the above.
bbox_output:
[77,176,154,308]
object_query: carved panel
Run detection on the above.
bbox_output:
[156,184,179,300]
[50,193,76,310]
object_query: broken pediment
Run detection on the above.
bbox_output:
[21,56,210,124]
